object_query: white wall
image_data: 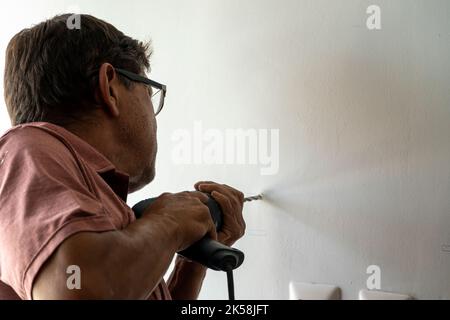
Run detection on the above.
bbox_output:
[1,0,449,299]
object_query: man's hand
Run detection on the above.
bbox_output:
[141,191,219,251]
[168,182,246,299]
[194,181,246,247]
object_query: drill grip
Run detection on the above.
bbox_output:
[132,194,244,271]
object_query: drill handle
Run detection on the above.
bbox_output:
[131,194,244,271]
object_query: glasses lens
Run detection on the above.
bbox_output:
[151,88,162,115]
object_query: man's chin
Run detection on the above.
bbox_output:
[128,166,155,194]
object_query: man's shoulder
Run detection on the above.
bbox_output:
[0,122,77,163]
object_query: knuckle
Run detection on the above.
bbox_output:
[159,192,173,200]
[190,198,204,208]
[193,191,207,198]
[198,205,211,217]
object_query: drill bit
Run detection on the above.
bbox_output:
[244,194,263,202]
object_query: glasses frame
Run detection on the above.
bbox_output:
[89,67,167,116]
[114,68,167,116]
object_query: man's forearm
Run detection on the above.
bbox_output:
[167,255,208,299]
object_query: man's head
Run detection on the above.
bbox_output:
[3,14,158,192]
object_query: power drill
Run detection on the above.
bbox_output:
[132,193,260,272]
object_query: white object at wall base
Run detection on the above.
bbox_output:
[358,289,412,300]
[289,282,341,300]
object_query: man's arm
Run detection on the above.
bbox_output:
[32,213,180,299]
[32,192,217,299]
[167,256,208,300]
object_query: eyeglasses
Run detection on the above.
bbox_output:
[114,68,167,116]
[89,67,167,116]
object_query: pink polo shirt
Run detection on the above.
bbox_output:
[0,122,171,300]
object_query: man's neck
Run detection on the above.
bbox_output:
[65,121,126,174]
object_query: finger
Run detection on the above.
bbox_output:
[223,184,245,203]
[197,183,230,196]
[194,181,217,191]
[198,183,244,204]
[210,190,233,214]
[212,190,245,230]
[211,190,244,232]
[218,223,243,246]
[200,185,244,214]
[217,231,231,245]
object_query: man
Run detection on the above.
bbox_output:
[0,14,245,300]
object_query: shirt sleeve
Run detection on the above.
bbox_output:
[0,127,117,299]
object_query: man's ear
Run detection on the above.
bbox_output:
[95,63,121,118]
